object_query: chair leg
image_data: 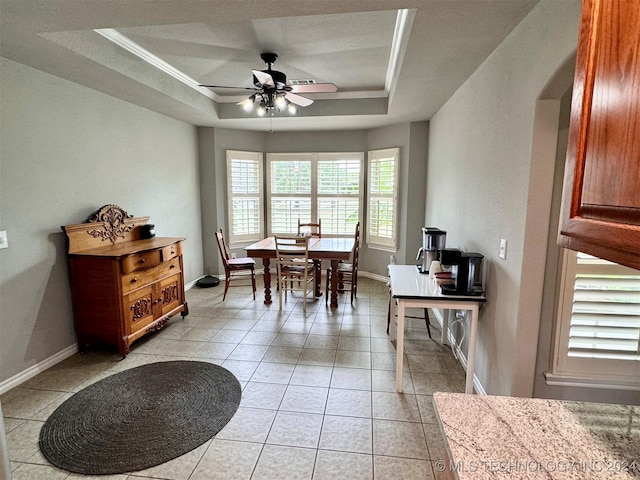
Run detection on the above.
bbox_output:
[251,269,256,300]
[223,276,230,301]
[424,308,432,339]
[350,274,357,304]
[302,275,307,314]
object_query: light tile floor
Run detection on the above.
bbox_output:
[3,277,465,480]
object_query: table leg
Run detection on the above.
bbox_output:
[313,260,322,297]
[441,309,453,346]
[465,305,479,394]
[329,259,340,308]
[395,300,406,393]
[388,294,397,341]
[262,258,272,305]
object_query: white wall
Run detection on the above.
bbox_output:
[0,58,203,384]
[426,0,581,396]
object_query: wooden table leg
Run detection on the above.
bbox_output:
[262,258,272,305]
[314,260,322,297]
[330,259,339,308]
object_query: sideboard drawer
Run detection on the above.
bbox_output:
[121,258,181,294]
[161,242,181,262]
[121,249,162,274]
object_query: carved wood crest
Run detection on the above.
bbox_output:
[62,205,150,253]
[84,204,134,244]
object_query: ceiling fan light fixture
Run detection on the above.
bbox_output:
[200,52,336,117]
[275,95,287,110]
[240,96,255,112]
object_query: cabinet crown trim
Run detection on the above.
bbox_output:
[62,204,150,254]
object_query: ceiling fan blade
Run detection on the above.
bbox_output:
[252,70,275,88]
[285,92,313,107]
[289,83,338,94]
[199,84,259,91]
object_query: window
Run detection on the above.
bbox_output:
[266,152,362,236]
[367,148,399,250]
[317,153,362,235]
[549,250,640,388]
[226,150,264,244]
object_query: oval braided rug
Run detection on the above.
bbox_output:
[39,360,241,475]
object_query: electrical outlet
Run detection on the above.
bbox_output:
[0,231,7,250]
[499,239,507,259]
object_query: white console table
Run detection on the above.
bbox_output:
[388,265,486,394]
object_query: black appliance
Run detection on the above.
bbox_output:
[440,250,484,296]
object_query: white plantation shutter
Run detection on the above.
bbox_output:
[553,250,640,387]
[267,153,362,236]
[226,151,264,244]
[267,154,313,235]
[367,148,399,249]
[317,153,363,235]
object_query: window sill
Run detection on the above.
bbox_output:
[544,371,640,391]
[366,243,397,254]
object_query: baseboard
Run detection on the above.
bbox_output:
[193,270,389,285]
[358,271,389,283]
[0,344,78,395]
[430,309,486,395]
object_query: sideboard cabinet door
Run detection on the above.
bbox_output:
[558,0,640,269]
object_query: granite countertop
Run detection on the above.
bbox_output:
[433,392,640,479]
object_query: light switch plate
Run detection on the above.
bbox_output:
[0,231,8,249]
[499,239,507,259]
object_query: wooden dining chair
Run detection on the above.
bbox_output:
[274,234,315,312]
[296,218,321,287]
[325,222,360,304]
[297,218,321,237]
[215,229,256,301]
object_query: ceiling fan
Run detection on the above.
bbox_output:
[199,53,337,115]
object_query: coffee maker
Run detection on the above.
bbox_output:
[440,249,485,296]
[416,227,446,274]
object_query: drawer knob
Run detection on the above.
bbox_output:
[170,264,176,269]
[139,258,146,264]
[131,278,137,283]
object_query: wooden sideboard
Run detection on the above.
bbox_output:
[62,205,188,356]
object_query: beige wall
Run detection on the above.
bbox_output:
[426,0,582,396]
[203,125,428,279]
[0,58,204,384]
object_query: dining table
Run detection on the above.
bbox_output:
[245,236,355,308]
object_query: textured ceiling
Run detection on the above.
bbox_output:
[0,0,540,132]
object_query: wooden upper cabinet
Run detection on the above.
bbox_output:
[558,0,640,269]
